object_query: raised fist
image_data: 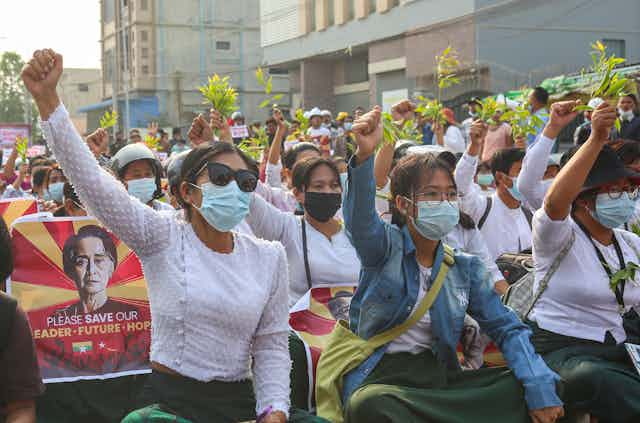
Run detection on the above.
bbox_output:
[86,128,109,158]
[352,106,382,161]
[188,114,214,146]
[21,49,63,101]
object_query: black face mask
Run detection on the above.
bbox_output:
[304,192,341,222]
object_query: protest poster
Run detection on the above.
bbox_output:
[230,125,249,139]
[8,216,151,382]
[0,198,38,227]
[0,123,30,149]
[289,285,357,409]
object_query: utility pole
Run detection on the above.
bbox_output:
[120,0,131,133]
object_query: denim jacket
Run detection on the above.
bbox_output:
[341,156,562,410]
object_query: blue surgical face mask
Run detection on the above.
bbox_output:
[192,181,251,232]
[127,177,157,204]
[507,176,522,202]
[344,122,353,131]
[339,173,348,189]
[409,200,460,240]
[477,173,494,186]
[594,192,636,228]
[46,182,65,203]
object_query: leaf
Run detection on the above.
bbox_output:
[573,105,594,112]
[255,67,265,86]
[15,135,28,162]
[615,118,622,132]
[144,134,159,150]
[259,99,271,109]
[100,110,118,129]
[198,74,238,117]
[272,94,284,102]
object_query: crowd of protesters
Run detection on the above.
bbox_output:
[1,48,640,423]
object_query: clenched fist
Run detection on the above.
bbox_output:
[21,49,63,120]
[590,101,618,141]
[391,100,416,123]
[188,114,215,146]
[86,128,110,158]
[352,106,382,163]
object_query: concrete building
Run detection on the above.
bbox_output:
[85,0,286,133]
[58,68,102,135]
[260,0,640,114]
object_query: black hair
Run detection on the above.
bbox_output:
[291,157,341,192]
[172,127,181,136]
[62,225,117,281]
[45,166,66,187]
[177,143,257,220]
[283,142,321,171]
[390,153,456,227]
[490,148,525,177]
[617,141,640,165]
[0,218,12,282]
[532,86,549,106]
[332,156,347,166]
[63,182,82,206]
[31,166,50,189]
[622,93,638,106]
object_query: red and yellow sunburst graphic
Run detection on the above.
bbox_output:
[10,218,151,381]
[0,198,37,228]
[289,286,357,407]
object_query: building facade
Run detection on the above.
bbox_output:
[260,0,640,114]
[87,0,286,133]
[58,68,103,135]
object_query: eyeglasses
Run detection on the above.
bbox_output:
[410,190,459,204]
[192,162,258,193]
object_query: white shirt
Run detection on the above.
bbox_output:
[375,179,392,224]
[443,125,466,153]
[152,199,176,212]
[446,225,504,284]
[306,126,332,141]
[265,161,284,189]
[517,134,556,211]
[247,194,361,307]
[530,208,640,343]
[387,264,434,354]
[41,104,291,416]
[455,152,532,259]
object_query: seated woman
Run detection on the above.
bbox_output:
[338,106,564,423]
[529,101,640,422]
[23,49,292,423]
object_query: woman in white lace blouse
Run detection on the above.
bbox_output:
[22,49,290,423]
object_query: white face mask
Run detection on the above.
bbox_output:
[619,109,635,122]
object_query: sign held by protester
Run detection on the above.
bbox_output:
[8,217,152,382]
[0,124,30,149]
[289,285,357,409]
[0,198,38,228]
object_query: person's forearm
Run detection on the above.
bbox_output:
[518,135,556,211]
[545,136,603,220]
[3,148,18,180]
[268,126,285,165]
[6,401,36,423]
[11,173,24,191]
[34,92,61,122]
[374,142,394,189]
[436,131,444,146]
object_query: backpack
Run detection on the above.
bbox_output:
[0,291,18,355]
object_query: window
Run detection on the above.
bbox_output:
[104,49,115,81]
[140,0,148,10]
[103,0,115,23]
[216,41,231,50]
[328,0,335,26]
[141,47,149,58]
[370,0,376,13]
[141,30,148,42]
[603,39,626,59]
[142,65,149,74]
[269,68,289,75]
[78,83,89,92]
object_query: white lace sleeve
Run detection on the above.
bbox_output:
[40,104,172,256]
[251,244,291,417]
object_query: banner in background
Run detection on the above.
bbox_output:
[8,217,151,382]
[0,198,38,227]
[0,124,30,149]
[289,285,357,409]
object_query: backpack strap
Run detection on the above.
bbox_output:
[478,197,493,230]
[521,206,534,228]
[0,291,18,355]
[522,231,575,319]
[369,245,455,347]
[301,218,312,290]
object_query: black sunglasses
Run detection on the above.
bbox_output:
[192,162,258,193]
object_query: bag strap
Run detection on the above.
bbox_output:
[368,245,455,347]
[521,206,533,228]
[478,197,492,229]
[301,218,312,290]
[522,230,575,319]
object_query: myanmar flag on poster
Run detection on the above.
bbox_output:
[8,216,152,383]
[0,198,37,227]
[289,285,357,410]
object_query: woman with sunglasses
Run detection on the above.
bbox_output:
[23,49,293,423]
[338,106,564,423]
[529,101,640,422]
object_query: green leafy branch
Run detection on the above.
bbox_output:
[416,96,446,127]
[381,112,422,146]
[573,41,630,132]
[239,125,269,161]
[295,108,310,134]
[436,46,461,102]
[100,110,118,129]
[144,134,159,151]
[15,135,28,162]
[610,262,640,294]
[198,74,238,117]
[256,67,284,109]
